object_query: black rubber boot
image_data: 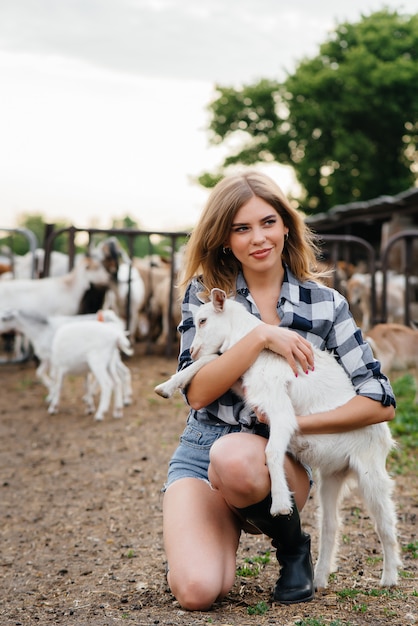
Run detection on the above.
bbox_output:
[238,494,314,604]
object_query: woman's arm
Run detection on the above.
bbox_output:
[187,323,315,410]
[297,395,396,435]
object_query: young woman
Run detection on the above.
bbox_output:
[162,170,396,611]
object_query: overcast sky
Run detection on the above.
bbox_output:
[0,0,412,233]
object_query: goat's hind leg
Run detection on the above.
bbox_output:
[355,462,401,586]
[48,369,64,415]
[108,354,124,418]
[89,364,113,421]
[314,471,346,589]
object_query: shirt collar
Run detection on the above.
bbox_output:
[236,265,301,308]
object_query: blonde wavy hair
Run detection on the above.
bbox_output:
[179,170,322,298]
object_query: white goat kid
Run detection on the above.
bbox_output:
[155,288,400,588]
[48,320,133,420]
[0,309,132,407]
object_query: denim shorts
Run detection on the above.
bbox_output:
[163,414,313,492]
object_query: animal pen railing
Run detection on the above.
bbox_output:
[1,226,418,364]
[319,230,418,328]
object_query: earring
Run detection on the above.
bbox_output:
[284,232,289,241]
[223,247,231,254]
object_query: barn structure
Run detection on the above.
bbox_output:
[306,186,418,267]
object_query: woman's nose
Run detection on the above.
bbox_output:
[251,228,266,244]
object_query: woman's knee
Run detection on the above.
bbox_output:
[209,434,269,493]
[169,568,233,611]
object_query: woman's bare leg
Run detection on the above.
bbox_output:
[163,477,241,611]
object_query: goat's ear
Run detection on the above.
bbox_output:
[211,288,226,312]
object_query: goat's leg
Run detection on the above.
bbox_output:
[354,462,401,586]
[47,369,64,415]
[36,359,52,394]
[83,373,97,414]
[314,471,346,589]
[154,355,218,398]
[108,354,124,418]
[90,365,113,420]
[259,395,297,516]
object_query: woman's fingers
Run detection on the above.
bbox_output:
[264,326,315,376]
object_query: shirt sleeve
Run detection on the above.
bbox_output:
[325,290,396,408]
[177,279,203,374]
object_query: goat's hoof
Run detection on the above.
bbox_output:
[270,503,293,516]
[380,575,399,587]
[94,415,104,421]
[154,384,170,398]
[113,411,123,419]
[313,574,328,590]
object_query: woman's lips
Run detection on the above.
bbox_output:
[251,248,272,260]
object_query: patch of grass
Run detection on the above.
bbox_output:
[247,600,270,615]
[295,617,351,626]
[366,555,383,565]
[236,551,270,577]
[388,374,418,474]
[390,375,418,438]
[125,549,135,558]
[337,588,361,600]
[403,540,418,559]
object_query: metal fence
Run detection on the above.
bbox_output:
[1,226,418,364]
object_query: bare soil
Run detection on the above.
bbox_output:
[1,348,417,626]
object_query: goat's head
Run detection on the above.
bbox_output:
[191,288,233,359]
[82,252,112,287]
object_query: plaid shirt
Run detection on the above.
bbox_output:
[177,266,396,428]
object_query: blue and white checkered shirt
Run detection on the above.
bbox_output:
[177,266,396,428]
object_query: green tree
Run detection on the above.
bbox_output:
[200,10,418,213]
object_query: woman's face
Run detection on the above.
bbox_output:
[225,195,288,273]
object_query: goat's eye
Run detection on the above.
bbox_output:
[198,318,207,327]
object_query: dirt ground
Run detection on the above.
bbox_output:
[1,347,417,626]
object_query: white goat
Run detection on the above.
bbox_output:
[48,320,133,420]
[0,253,110,316]
[155,288,400,588]
[0,309,132,408]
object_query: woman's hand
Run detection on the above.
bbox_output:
[254,324,315,377]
